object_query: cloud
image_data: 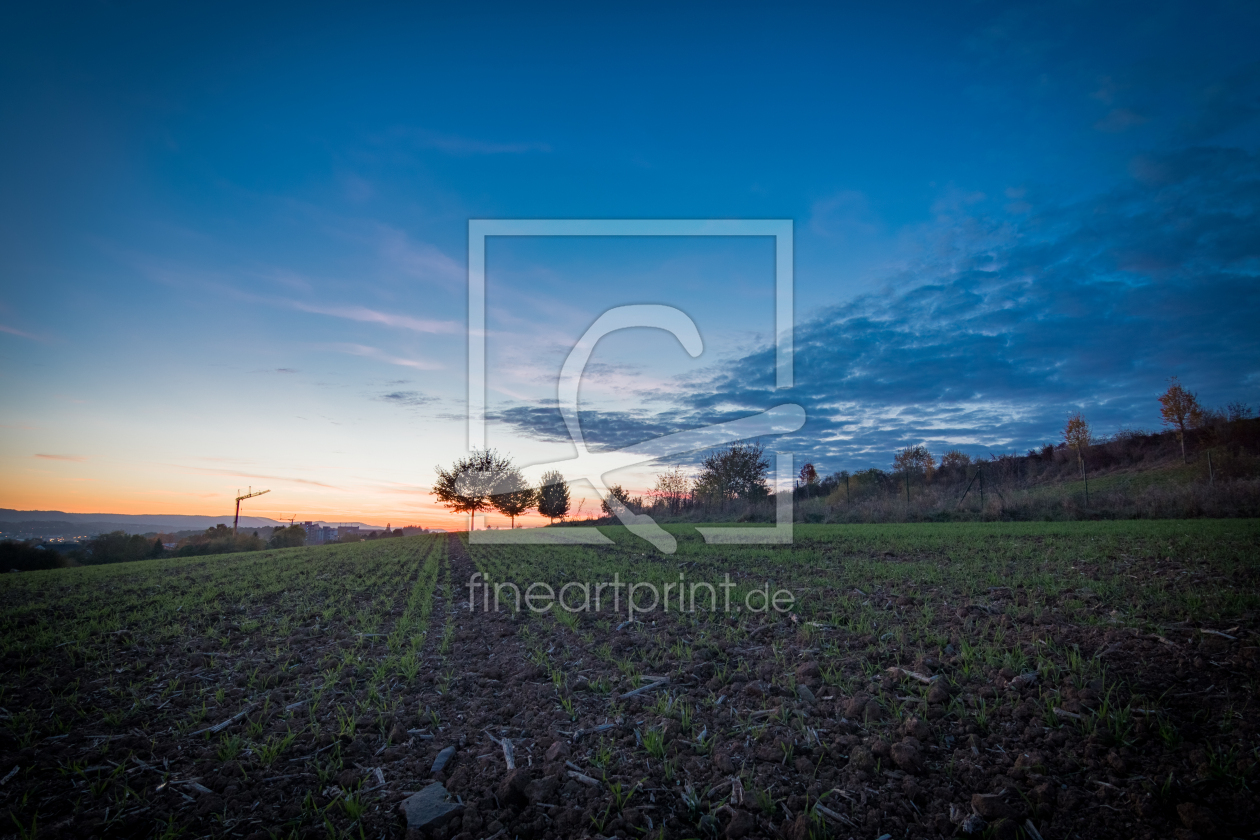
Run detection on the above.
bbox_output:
[493,146,1260,473]
[809,190,883,240]
[1180,61,1260,141]
[34,453,86,461]
[377,390,438,408]
[295,302,460,335]
[337,344,443,371]
[375,226,466,286]
[172,465,342,489]
[398,128,551,156]
[1094,108,1148,133]
[0,324,43,341]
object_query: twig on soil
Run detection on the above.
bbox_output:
[485,731,515,769]
[566,769,601,787]
[188,704,255,737]
[406,729,435,739]
[1200,628,1238,640]
[887,666,939,685]
[1052,708,1082,720]
[570,722,615,742]
[619,677,669,699]
[0,765,18,786]
[814,802,857,828]
[1024,820,1046,840]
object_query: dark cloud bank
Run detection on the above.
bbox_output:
[495,146,1260,473]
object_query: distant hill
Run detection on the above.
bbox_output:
[0,509,388,537]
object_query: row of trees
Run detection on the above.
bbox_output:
[432,442,775,527]
[432,450,571,528]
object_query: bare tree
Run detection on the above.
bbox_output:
[1159,377,1205,463]
[652,466,692,515]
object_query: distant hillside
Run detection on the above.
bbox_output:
[0,509,388,537]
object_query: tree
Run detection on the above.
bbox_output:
[1159,377,1205,463]
[536,470,570,523]
[267,524,306,549]
[892,445,936,478]
[432,449,517,531]
[150,537,165,558]
[652,466,692,514]
[939,449,972,470]
[693,442,771,502]
[1063,413,1091,469]
[1063,413,1092,504]
[600,484,633,516]
[490,466,536,528]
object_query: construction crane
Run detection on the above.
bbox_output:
[233,487,270,534]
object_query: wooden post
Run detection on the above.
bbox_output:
[1208,450,1214,486]
[905,471,910,505]
[979,466,984,512]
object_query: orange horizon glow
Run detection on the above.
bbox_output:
[0,493,606,532]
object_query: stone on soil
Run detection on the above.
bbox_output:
[398,783,463,831]
[430,745,455,775]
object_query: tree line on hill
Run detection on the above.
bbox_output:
[432,442,775,528]
[433,379,1259,527]
[0,520,418,572]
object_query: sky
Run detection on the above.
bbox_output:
[1,1,1258,529]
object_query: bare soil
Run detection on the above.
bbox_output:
[1,532,1257,840]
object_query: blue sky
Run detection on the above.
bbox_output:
[1,2,1257,526]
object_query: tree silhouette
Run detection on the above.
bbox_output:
[432,449,516,531]
[1159,377,1205,464]
[536,470,570,523]
[892,445,935,478]
[652,466,691,514]
[490,466,536,528]
[694,442,771,502]
[600,484,633,516]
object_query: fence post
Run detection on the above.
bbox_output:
[1208,450,1214,486]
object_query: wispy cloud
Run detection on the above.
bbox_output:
[295,302,461,335]
[172,465,342,489]
[337,344,443,371]
[0,324,44,341]
[34,454,87,461]
[494,146,1260,472]
[375,226,465,285]
[397,128,551,156]
[376,390,438,408]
